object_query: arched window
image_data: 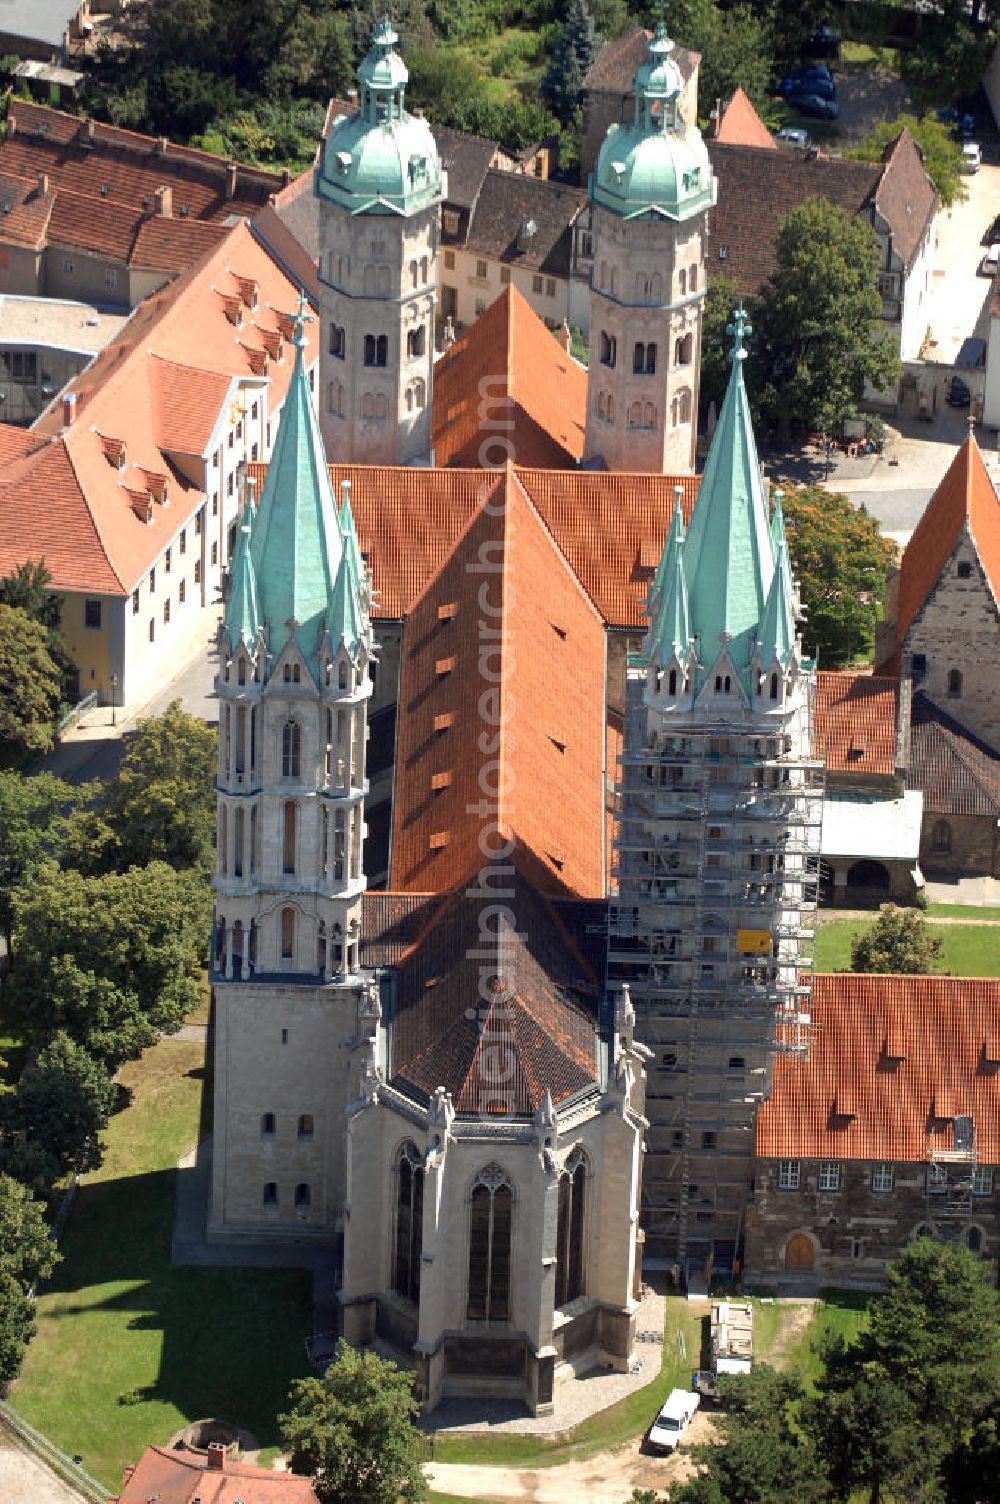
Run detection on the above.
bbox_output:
[599,259,607,289]
[948,669,963,696]
[328,380,344,416]
[679,268,687,295]
[645,343,657,374]
[377,334,388,366]
[968,1225,983,1253]
[671,396,679,427]
[395,1143,424,1304]
[668,668,677,695]
[679,388,692,423]
[263,1181,278,1206]
[633,342,645,374]
[409,259,418,289]
[932,819,952,853]
[609,266,617,295]
[675,334,693,366]
[606,393,614,421]
[407,325,425,358]
[420,255,428,283]
[634,272,648,300]
[599,331,616,368]
[329,323,345,359]
[467,1164,513,1321]
[281,905,295,959]
[770,672,779,700]
[627,400,642,429]
[555,1149,587,1307]
[295,1182,311,1209]
[338,659,349,691]
[283,802,296,874]
[237,656,246,686]
[261,1111,275,1136]
[643,401,655,429]
[405,387,413,414]
[282,719,301,779]
[298,1114,314,1139]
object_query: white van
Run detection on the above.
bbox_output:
[648,1387,700,1452]
[983,244,1000,277]
[961,142,982,174]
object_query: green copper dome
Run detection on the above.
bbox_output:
[590,22,715,221]
[315,16,443,216]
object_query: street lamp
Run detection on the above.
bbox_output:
[110,672,118,728]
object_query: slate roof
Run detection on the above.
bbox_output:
[0,222,318,595]
[433,124,499,210]
[389,869,600,1114]
[583,29,698,93]
[389,467,608,898]
[705,141,882,296]
[814,671,900,777]
[715,88,775,150]
[465,169,586,278]
[756,974,1000,1163]
[0,101,284,223]
[908,691,1000,816]
[112,1445,317,1504]
[880,436,1000,668]
[433,285,586,468]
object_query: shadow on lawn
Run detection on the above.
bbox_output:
[42,1165,313,1449]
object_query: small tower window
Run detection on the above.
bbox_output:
[364,334,388,368]
[261,1112,275,1136]
[674,334,693,367]
[679,268,687,295]
[298,1113,314,1139]
[406,325,425,358]
[957,560,972,579]
[948,669,963,697]
[599,331,616,368]
[281,906,295,959]
[295,1182,311,1209]
[263,1182,278,1206]
[668,669,677,695]
[329,323,345,359]
[690,265,698,291]
[770,672,779,700]
[282,719,301,779]
[283,802,297,874]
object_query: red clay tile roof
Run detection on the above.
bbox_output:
[113,1444,317,1504]
[884,437,1000,662]
[716,89,775,150]
[814,670,900,776]
[874,128,938,273]
[583,30,698,93]
[129,214,229,272]
[390,870,599,1114]
[0,222,318,595]
[389,467,608,898]
[0,424,36,465]
[908,691,1000,816]
[362,891,446,968]
[1,100,283,223]
[465,170,586,278]
[433,286,587,469]
[756,973,1000,1162]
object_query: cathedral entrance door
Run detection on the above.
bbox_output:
[784,1233,814,1271]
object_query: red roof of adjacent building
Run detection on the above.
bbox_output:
[756,973,1000,1163]
[433,286,587,469]
[389,466,608,898]
[881,437,1000,667]
[813,670,900,776]
[715,89,775,150]
[0,222,318,595]
[112,1446,316,1504]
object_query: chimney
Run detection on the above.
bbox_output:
[206,1444,226,1472]
[87,118,95,142]
[558,320,571,352]
[36,172,49,197]
[226,163,238,199]
[154,186,172,217]
[157,136,168,156]
[63,391,76,427]
[281,166,290,187]
[347,87,358,104]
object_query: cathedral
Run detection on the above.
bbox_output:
[205,18,883,1412]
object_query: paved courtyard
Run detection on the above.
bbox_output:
[923,162,1000,368]
[0,1436,93,1504]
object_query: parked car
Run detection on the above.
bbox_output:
[648,1389,700,1453]
[779,68,835,100]
[776,126,811,148]
[937,105,976,137]
[961,142,982,174]
[947,376,972,407]
[791,93,839,121]
[806,26,842,58]
[981,244,1000,278]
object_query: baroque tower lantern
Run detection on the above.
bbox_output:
[209,301,378,1245]
[315,17,443,466]
[585,21,716,474]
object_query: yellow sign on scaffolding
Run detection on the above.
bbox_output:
[737,929,772,955]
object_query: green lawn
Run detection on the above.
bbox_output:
[11,1034,312,1491]
[815,918,1000,977]
[781,1290,872,1388]
[925,903,1000,919]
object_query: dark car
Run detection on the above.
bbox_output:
[947,376,972,408]
[791,92,839,120]
[936,105,976,137]
[780,68,835,100]
[807,26,842,58]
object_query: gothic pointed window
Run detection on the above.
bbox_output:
[467,1164,513,1321]
[377,334,388,366]
[394,1143,424,1304]
[283,801,297,874]
[281,905,295,959]
[645,343,657,375]
[668,669,677,695]
[282,719,301,778]
[555,1149,588,1307]
[409,259,418,289]
[628,400,642,429]
[770,672,779,700]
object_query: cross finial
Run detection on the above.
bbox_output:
[726,303,752,363]
[292,290,314,348]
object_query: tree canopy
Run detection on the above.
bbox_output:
[850,904,943,975]
[899,0,999,110]
[748,198,901,437]
[1,1031,116,1180]
[0,604,64,753]
[542,0,597,124]
[778,486,895,668]
[849,113,965,209]
[671,0,774,114]
[280,1341,427,1504]
[0,770,82,950]
[0,1175,59,1384]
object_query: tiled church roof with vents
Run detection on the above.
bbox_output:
[813,670,900,776]
[433,286,587,469]
[880,437,1000,668]
[389,871,600,1115]
[908,692,1000,816]
[465,170,586,279]
[362,892,446,968]
[756,974,1000,1163]
[0,222,317,595]
[388,466,608,899]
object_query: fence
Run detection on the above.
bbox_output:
[0,1398,109,1501]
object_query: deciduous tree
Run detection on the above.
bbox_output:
[101,700,217,872]
[280,1341,427,1504]
[748,198,901,438]
[2,1032,115,1178]
[0,1174,59,1384]
[849,113,965,209]
[0,604,63,753]
[850,904,942,975]
[779,486,895,667]
[0,770,82,953]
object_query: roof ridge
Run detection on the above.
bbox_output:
[927,714,1000,798]
[507,468,606,625]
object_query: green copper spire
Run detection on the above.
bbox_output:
[327,541,366,656]
[339,478,365,584]
[250,297,342,676]
[649,487,684,615]
[224,488,260,648]
[649,532,691,668]
[682,305,775,687]
[758,538,796,669]
[769,486,786,556]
